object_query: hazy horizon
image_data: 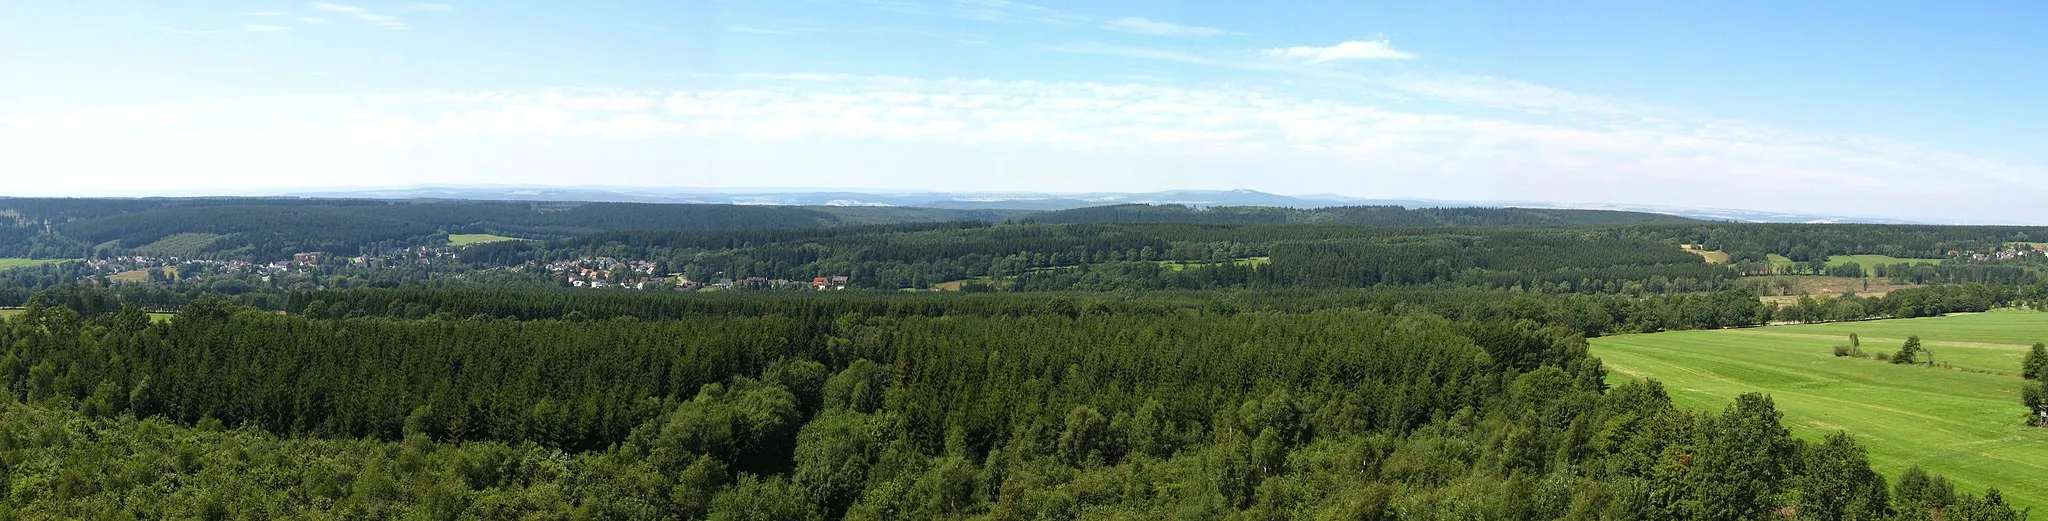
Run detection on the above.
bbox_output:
[5,1,2046,223]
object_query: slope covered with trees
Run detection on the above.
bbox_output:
[0,294,2025,519]
[0,198,1019,260]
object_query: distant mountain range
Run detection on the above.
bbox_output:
[285,186,1926,224]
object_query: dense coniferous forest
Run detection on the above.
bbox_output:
[0,199,2043,518]
[0,292,2027,519]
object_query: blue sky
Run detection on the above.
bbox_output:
[3,1,2046,222]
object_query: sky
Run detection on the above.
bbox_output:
[3,1,2046,223]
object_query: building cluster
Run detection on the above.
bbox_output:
[543,257,663,289]
[1979,244,2048,262]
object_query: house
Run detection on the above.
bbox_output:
[293,252,324,265]
[812,277,831,288]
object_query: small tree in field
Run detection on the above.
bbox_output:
[1892,336,1923,365]
[2023,343,2047,380]
[2024,381,2048,427]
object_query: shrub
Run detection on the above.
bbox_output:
[1832,345,1851,357]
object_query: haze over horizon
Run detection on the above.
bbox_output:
[5,1,2046,223]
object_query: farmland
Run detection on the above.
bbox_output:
[1746,275,1924,306]
[1591,310,2048,511]
[0,258,74,270]
[1156,256,1270,272]
[1767,253,1944,275]
[447,233,526,246]
[1681,246,1730,264]
[0,308,172,322]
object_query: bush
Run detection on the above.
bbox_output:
[1832,345,1851,357]
[1874,352,1892,362]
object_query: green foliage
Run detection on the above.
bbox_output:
[2025,343,2047,380]
[1893,335,1924,365]
[708,474,824,521]
[1596,315,2048,512]
[1798,431,1890,520]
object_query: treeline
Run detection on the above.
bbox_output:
[284,285,1781,337]
[0,198,1015,261]
[464,223,1735,293]
[1640,223,2048,262]
[1769,284,2014,324]
[0,297,2025,519]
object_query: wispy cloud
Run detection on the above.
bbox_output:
[7,77,2036,221]
[1263,40,1416,62]
[1102,17,1231,37]
[859,0,1082,26]
[298,16,330,25]
[1050,42,1659,120]
[155,27,228,37]
[404,3,456,13]
[241,24,291,33]
[310,2,408,29]
[727,25,798,34]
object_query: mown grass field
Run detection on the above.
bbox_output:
[1681,247,1731,264]
[1157,256,1270,272]
[0,258,75,270]
[1749,275,1923,306]
[1591,310,2048,511]
[448,234,526,246]
[932,277,996,291]
[0,308,173,322]
[1766,253,1943,275]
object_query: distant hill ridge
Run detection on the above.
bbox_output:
[1027,204,1700,226]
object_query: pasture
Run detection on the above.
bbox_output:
[1746,275,1923,306]
[0,308,172,323]
[1767,253,1944,275]
[1681,247,1731,264]
[0,258,74,270]
[1157,256,1270,272]
[448,234,526,246]
[1591,311,2048,511]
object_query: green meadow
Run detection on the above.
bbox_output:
[1592,310,2048,511]
[0,308,173,323]
[1766,253,1944,276]
[447,234,526,246]
[1156,256,1271,272]
[0,258,75,270]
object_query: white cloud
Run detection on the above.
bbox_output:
[310,2,407,29]
[405,3,456,13]
[1102,17,1230,37]
[298,16,330,25]
[241,24,290,33]
[4,76,2038,221]
[1049,43,1664,120]
[1263,40,1416,62]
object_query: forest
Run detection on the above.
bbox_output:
[0,290,2027,519]
[0,199,2043,518]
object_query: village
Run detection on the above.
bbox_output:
[534,256,850,292]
